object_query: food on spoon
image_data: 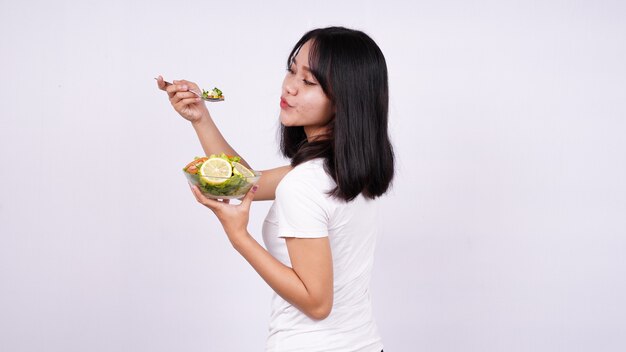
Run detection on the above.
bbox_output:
[183,153,259,198]
[202,87,224,100]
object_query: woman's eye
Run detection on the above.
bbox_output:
[303,79,316,86]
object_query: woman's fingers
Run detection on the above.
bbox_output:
[173,79,201,93]
[173,97,202,112]
[172,91,200,102]
[240,185,259,211]
[173,79,197,89]
[164,81,195,99]
[156,75,167,91]
[190,184,248,210]
[190,185,234,206]
[190,185,222,210]
[156,77,200,94]
[157,77,202,103]
[166,84,191,100]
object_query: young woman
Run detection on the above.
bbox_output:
[157,26,393,352]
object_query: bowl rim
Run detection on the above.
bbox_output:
[183,170,262,179]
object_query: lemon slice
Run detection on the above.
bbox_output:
[199,157,232,184]
[232,162,255,178]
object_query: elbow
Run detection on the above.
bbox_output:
[306,301,333,320]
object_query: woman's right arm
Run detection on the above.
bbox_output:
[156,76,291,201]
[156,76,241,162]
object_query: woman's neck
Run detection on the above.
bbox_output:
[304,126,330,142]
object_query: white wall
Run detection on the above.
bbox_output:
[1,1,625,351]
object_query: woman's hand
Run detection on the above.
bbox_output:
[189,184,259,244]
[156,75,209,124]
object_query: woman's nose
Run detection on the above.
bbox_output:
[283,75,297,95]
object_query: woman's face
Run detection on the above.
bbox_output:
[280,40,334,139]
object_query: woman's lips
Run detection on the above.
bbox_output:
[280,98,291,109]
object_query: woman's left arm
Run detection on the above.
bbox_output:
[190,185,334,320]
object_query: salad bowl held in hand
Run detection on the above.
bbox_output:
[183,154,261,199]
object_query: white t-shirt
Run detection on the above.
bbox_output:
[262,158,384,352]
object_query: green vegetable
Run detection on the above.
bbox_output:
[209,152,240,164]
[184,153,253,197]
[198,173,248,196]
[202,87,224,99]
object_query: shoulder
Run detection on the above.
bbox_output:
[277,159,333,197]
[275,159,337,217]
[274,159,333,234]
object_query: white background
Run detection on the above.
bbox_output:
[1,0,625,351]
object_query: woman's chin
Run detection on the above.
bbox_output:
[279,115,296,127]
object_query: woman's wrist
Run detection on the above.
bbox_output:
[191,116,207,128]
[190,111,212,128]
[229,229,253,251]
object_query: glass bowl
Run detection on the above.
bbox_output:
[184,170,262,199]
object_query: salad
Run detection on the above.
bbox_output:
[202,87,224,101]
[183,153,259,199]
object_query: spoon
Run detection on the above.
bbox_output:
[155,77,225,102]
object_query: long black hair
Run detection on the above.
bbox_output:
[280,26,394,201]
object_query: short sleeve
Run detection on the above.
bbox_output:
[275,175,330,238]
